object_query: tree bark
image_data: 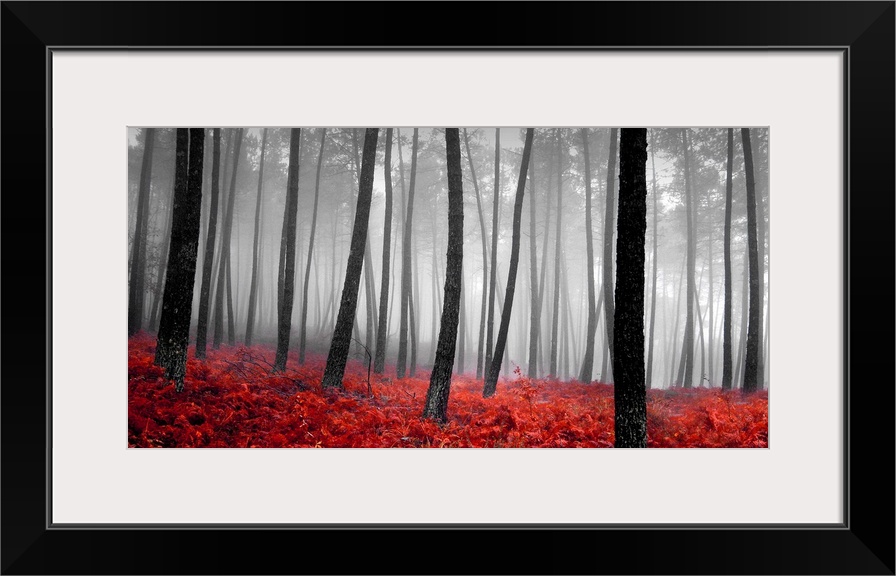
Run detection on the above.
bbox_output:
[128,128,155,336]
[741,128,762,392]
[722,128,734,389]
[602,128,619,380]
[613,128,648,448]
[485,128,500,376]
[323,129,379,389]
[154,128,204,391]
[373,129,394,373]
[213,129,242,348]
[273,129,302,372]
[423,128,465,421]
[245,128,268,346]
[526,136,540,378]
[396,129,419,379]
[483,129,534,397]
[195,128,221,358]
[578,128,598,383]
[300,129,327,364]
[679,129,697,388]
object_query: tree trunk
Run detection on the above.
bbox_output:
[149,178,174,332]
[537,150,554,377]
[646,130,659,388]
[423,128,465,421]
[549,129,564,377]
[273,129,302,372]
[245,128,268,346]
[351,129,378,354]
[456,267,466,374]
[462,129,490,380]
[213,129,241,348]
[735,243,749,388]
[526,136,540,378]
[195,128,221,358]
[373,129,394,373]
[396,129,419,379]
[741,128,762,392]
[485,128,501,376]
[602,128,619,380]
[613,128,648,448]
[154,128,204,391]
[323,129,379,388]
[300,129,327,364]
[484,129,534,397]
[128,128,156,336]
[722,128,734,389]
[578,128,598,383]
[680,129,697,388]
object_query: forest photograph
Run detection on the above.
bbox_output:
[128,126,769,448]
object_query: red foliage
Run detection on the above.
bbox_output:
[128,335,768,448]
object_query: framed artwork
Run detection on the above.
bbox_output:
[2,1,892,574]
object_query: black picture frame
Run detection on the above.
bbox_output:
[2,2,892,574]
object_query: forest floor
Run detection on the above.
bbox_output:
[128,335,768,448]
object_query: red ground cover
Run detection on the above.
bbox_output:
[128,335,768,448]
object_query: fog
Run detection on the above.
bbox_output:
[128,127,769,389]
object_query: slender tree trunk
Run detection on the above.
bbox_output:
[273,129,302,372]
[373,128,394,373]
[537,147,555,377]
[646,130,659,388]
[323,129,379,388]
[128,128,156,336]
[456,267,466,374]
[602,128,619,379]
[721,130,735,388]
[424,128,465,420]
[245,128,268,346]
[735,243,749,388]
[196,129,221,358]
[484,129,534,397]
[213,129,242,348]
[154,128,204,391]
[526,137,540,378]
[549,129,564,377]
[396,129,419,378]
[485,128,501,376]
[680,129,697,388]
[613,128,648,448]
[578,128,598,383]
[741,128,762,392]
[149,182,174,331]
[707,228,715,384]
[300,129,327,364]
[351,129,378,354]
[462,129,490,380]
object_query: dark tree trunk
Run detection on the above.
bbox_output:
[273,129,302,372]
[300,129,327,364]
[423,128,465,421]
[578,128,598,383]
[679,129,697,388]
[245,128,268,346]
[128,128,155,336]
[373,129,394,373]
[722,128,734,389]
[154,128,204,392]
[527,137,539,378]
[149,192,174,332]
[323,129,379,389]
[613,128,648,448]
[549,129,563,377]
[735,243,749,388]
[351,129,378,354]
[602,128,618,379]
[462,129,490,380]
[483,129,534,397]
[213,129,242,348]
[484,128,501,376]
[195,128,221,358]
[396,129,418,379]
[646,130,659,388]
[741,128,762,393]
